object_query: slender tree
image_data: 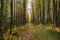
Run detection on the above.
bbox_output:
[22,0,26,24]
[10,0,13,34]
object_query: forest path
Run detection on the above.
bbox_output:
[21,23,34,40]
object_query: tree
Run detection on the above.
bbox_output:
[10,0,13,34]
[22,0,26,24]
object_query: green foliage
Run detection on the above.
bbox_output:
[34,26,60,40]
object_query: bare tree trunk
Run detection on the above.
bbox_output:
[53,0,57,28]
[42,0,45,23]
[44,0,48,23]
[56,0,60,26]
[40,0,43,23]
[0,0,4,39]
[23,0,26,24]
[10,0,13,34]
[0,0,4,27]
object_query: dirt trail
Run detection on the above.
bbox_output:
[21,23,34,40]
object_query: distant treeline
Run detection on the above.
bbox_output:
[0,0,60,27]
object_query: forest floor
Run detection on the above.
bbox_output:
[3,23,60,40]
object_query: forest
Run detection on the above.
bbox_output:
[0,0,60,40]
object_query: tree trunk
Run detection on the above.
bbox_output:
[10,0,13,34]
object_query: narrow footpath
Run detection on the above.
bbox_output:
[21,23,34,40]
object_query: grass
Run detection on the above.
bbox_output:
[34,24,60,40]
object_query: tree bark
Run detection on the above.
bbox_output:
[10,0,13,34]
